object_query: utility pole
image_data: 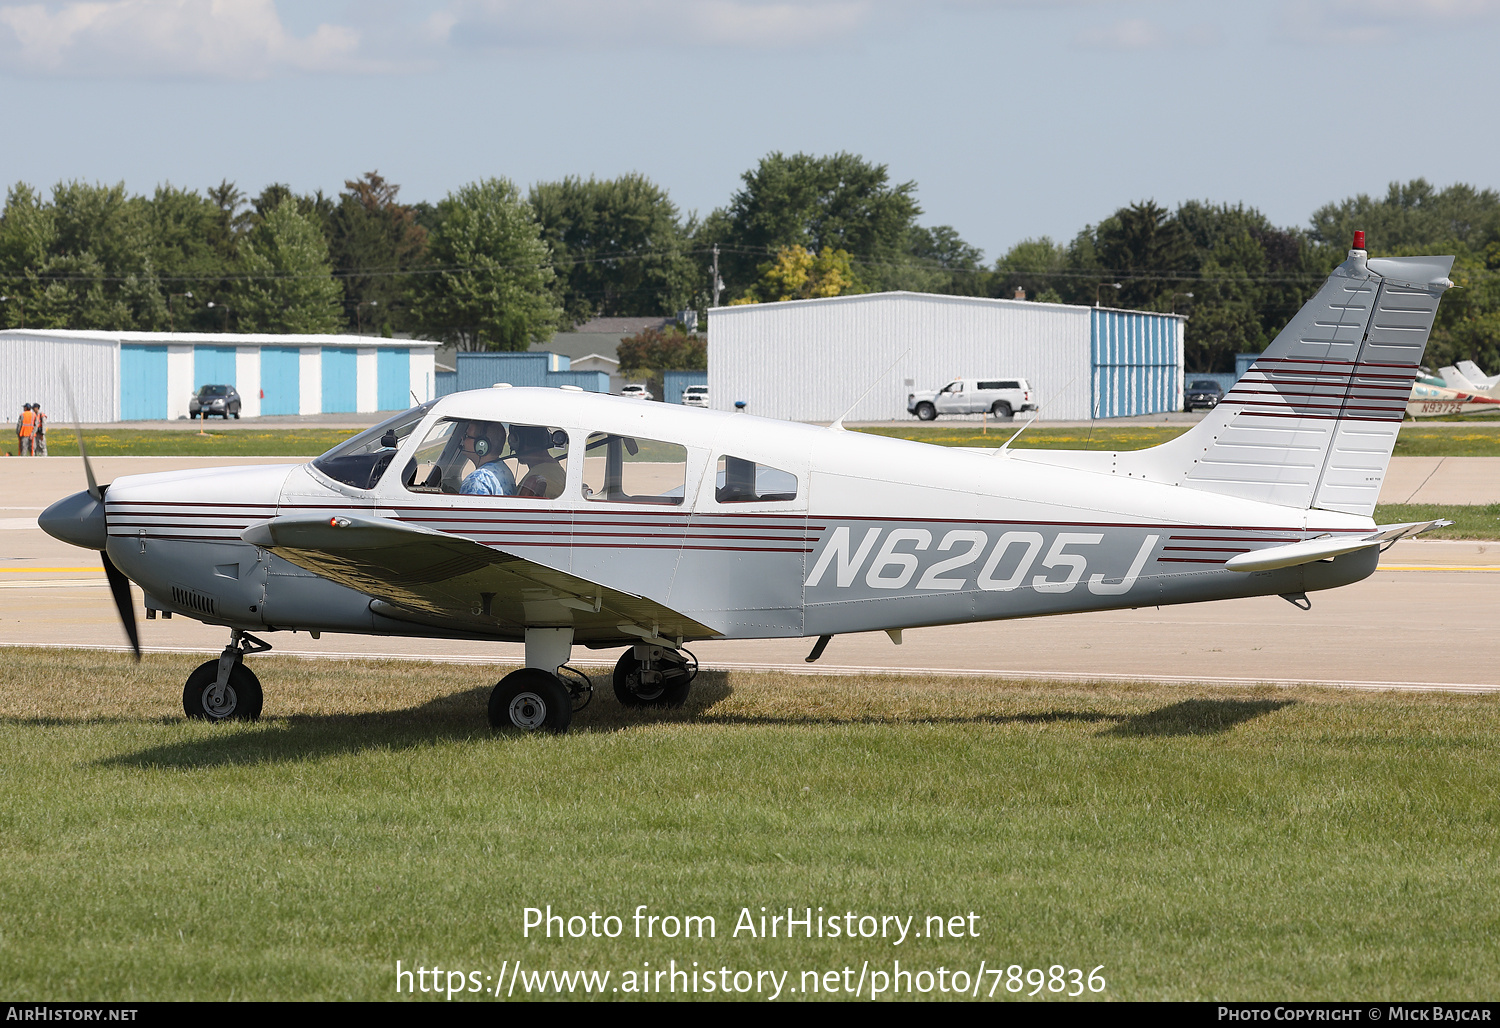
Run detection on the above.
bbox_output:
[711,245,723,308]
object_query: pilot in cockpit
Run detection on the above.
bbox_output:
[458,421,516,496]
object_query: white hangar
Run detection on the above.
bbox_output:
[0,329,439,423]
[707,291,1186,422]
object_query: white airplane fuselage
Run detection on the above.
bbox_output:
[97,388,1377,647]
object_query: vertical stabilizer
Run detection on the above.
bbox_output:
[1115,244,1453,515]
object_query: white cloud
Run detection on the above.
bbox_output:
[430,0,874,50]
[1276,0,1500,44]
[1073,15,1221,50]
[0,0,374,78]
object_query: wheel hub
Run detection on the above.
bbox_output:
[203,684,237,719]
[508,691,548,729]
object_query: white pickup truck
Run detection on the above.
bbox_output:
[907,378,1035,421]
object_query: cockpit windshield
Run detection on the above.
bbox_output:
[311,401,435,490]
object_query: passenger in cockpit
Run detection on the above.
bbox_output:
[512,425,566,499]
[459,421,516,496]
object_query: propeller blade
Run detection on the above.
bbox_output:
[60,368,102,501]
[101,552,141,661]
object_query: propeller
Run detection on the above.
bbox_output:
[61,371,140,660]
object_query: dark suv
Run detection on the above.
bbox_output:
[190,384,242,419]
[1184,379,1224,412]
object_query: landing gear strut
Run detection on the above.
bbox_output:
[489,627,580,733]
[183,629,270,721]
[613,644,697,707]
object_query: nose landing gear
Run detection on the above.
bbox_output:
[183,629,271,721]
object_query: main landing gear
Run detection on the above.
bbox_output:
[612,643,697,708]
[487,630,699,733]
[183,629,270,721]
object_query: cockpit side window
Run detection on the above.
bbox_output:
[312,402,434,490]
[582,433,687,504]
[403,419,569,499]
[715,456,798,503]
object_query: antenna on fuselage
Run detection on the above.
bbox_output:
[993,369,1086,456]
[829,349,911,432]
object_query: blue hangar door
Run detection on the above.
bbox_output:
[261,347,300,415]
[119,344,168,421]
[376,348,410,411]
[193,345,237,390]
[321,347,357,413]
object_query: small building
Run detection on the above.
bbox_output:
[0,329,438,422]
[442,351,609,395]
[707,292,1186,421]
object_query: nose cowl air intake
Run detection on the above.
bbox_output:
[39,489,108,550]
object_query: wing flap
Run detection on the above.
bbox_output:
[242,515,719,643]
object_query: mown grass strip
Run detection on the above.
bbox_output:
[31,428,360,458]
[1373,504,1500,539]
[1,648,1497,1000]
[857,424,1500,456]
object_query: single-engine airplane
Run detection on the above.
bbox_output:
[40,237,1456,733]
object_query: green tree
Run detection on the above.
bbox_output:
[731,245,860,303]
[328,171,428,334]
[0,180,164,330]
[409,178,561,351]
[232,198,343,333]
[530,173,698,324]
[616,324,707,399]
[710,151,922,294]
[993,236,1068,301]
[1309,180,1500,370]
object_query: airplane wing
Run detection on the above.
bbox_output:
[1224,520,1449,573]
[242,515,717,644]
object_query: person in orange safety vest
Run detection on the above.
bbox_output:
[16,403,37,456]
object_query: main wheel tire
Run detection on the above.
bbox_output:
[612,650,692,708]
[183,659,263,721]
[992,401,1013,418]
[915,402,936,421]
[489,669,572,733]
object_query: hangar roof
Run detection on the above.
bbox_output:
[0,329,439,348]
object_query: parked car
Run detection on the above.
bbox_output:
[907,378,1035,421]
[189,384,241,419]
[620,384,653,401]
[1184,379,1225,412]
[681,384,709,407]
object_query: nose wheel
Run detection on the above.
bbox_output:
[183,630,270,721]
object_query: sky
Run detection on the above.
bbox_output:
[0,0,1497,262]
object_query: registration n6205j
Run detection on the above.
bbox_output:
[805,526,1161,596]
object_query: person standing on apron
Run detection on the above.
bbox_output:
[31,402,46,455]
[16,403,36,456]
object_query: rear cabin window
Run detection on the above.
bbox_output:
[715,456,798,503]
[403,418,569,499]
[582,433,687,504]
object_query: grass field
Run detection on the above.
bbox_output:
[26,422,1500,458]
[856,423,1500,457]
[31,428,359,458]
[1,647,1496,1001]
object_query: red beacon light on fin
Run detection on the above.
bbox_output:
[1352,230,1366,250]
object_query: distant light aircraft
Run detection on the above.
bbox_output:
[1406,362,1500,417]
[40,237,1456,733]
